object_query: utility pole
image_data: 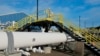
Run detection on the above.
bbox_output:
[79,16,81,32]
[37,0,39,20]
[0,20,1,30]
[92,22,94,27]
[0,20,1,25]
[84,21,86,28]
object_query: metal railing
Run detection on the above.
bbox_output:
[5,9,100,49]
[63,18,100,49]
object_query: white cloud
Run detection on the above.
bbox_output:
[39,0,70,15]
[52,7,70,15]
[29,0,71,16]
[11,1,21,6]
[74,6,85,11]
[39,0,55,10]
[85,0,100,5]
[0,5,17,15]
[82,7,100,19]
[79,7,100,26]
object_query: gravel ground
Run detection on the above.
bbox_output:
[30,50,71,56]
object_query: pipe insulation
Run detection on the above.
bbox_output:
[0,32,67,50]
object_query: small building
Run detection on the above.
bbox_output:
[0,13,28,31]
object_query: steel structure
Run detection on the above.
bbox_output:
[5,9,100,56]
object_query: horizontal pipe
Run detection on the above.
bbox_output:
[0,32,67,50]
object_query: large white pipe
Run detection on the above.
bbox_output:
[0,32,67,50]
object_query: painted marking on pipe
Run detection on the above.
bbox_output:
[33,38,35,42]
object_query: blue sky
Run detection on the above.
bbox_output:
[0,0,100,27]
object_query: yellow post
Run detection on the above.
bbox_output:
[15,22,18,30]
[58,14,63,24]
